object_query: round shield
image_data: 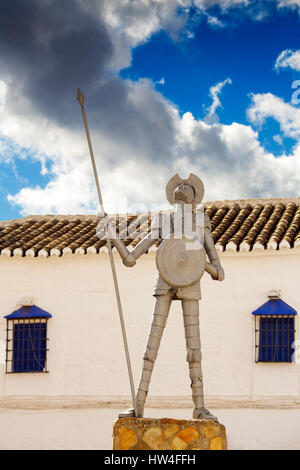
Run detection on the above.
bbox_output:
[156,236,206,288]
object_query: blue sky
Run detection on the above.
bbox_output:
[1,1,300,220]
[121,8,299,150]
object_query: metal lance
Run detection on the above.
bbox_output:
[76,88,137,415]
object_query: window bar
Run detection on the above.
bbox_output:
[275,316,278,362]
[266,316,269,361]
[5,319,9,373]
[280,316,283,362]
[272,316,274,362]
[279,316,282,362]
[270,316,273,361]
[274,316,278,362]
[11,320,13,372]
[35,318,38,371]
[288,316,291,361]
[15,319,17,372]
[279,316,281,361]
[254,316,256,362]
[283,316,285,362]
[290,316,294,362]
[255,315,258,362]
[258,316,261,362]
[257,316,260,362]
[288,316,290,361]
[32,319,37,371]
[291,316,293,362]
[39,319,41,371]
[10,320,13,373]
[288,316,289,361]
[38,319,41,371]
[32,320,34,367]
[274,316,275,361]
[282,316,284,362]
[11,319,13,372]
[292,316,295,361]
[268,316,270,362]
[27,319,30,371]
[255,315,257,362]
[11,319,14,373]
[25,320,28,371]
[17,320,26,371]
[279,316,282,361]
[41,320,43,370]
[289,316,290,361]
[283,316,286,362]
[288,319,295,362]
[263,316,266,361]
[45,321,49,372]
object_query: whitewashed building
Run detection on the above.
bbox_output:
[0,197,300,450]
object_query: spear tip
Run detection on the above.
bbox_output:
[76,88,84,106]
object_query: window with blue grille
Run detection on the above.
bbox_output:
[257,316,295,362]
[5,305,51,373]
[252,296,296,363]
[12,322,47,372]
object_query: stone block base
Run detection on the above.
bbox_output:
[113,417,227,450]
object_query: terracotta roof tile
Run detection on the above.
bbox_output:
[1,197,300,257]
[216,204,253,249]
[267,203,297,249]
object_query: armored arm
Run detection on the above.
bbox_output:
[104,223,135,267]
[129,212,160,260]
[108,214,160,267]
[203,215,224,281]
[131,230,159,259]
[112,237,137,267]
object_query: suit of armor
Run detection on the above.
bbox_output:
[112,174,224,421]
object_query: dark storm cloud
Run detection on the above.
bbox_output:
[0,0,112,122]
[0,0,177,162]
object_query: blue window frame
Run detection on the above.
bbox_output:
[13,322,47,372]
[252,297,297,363]
[258,316,295,362]
[5,305,51,373]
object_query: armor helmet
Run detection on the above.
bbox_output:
[165,173,204,206]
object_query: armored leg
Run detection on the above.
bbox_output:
[182,299,218,422]
[119,294,172,418]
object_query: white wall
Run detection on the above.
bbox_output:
[0,247,299,449]
[1,407,300,450]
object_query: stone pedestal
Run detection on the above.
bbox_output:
[113,417,227,450]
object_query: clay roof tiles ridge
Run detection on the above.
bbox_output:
[1,198,300,257]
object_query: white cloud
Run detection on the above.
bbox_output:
[95,0,281,70]
[9,84,300,215]
[275,49,300,72]
[4,0,300,218]
[7,162,97,215]
[273,134,283,145]
[194,0,249,9]
[0,80,7,105]
[205,77,232,123]
[96,0,192,70]
[206,13,225,26]
[2,78,176,215]
[277,0,300,10]
[155,77,165,86]
[247,92,300,139]
[176,111,300,200]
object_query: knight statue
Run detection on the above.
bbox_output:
[109,173,224,422]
